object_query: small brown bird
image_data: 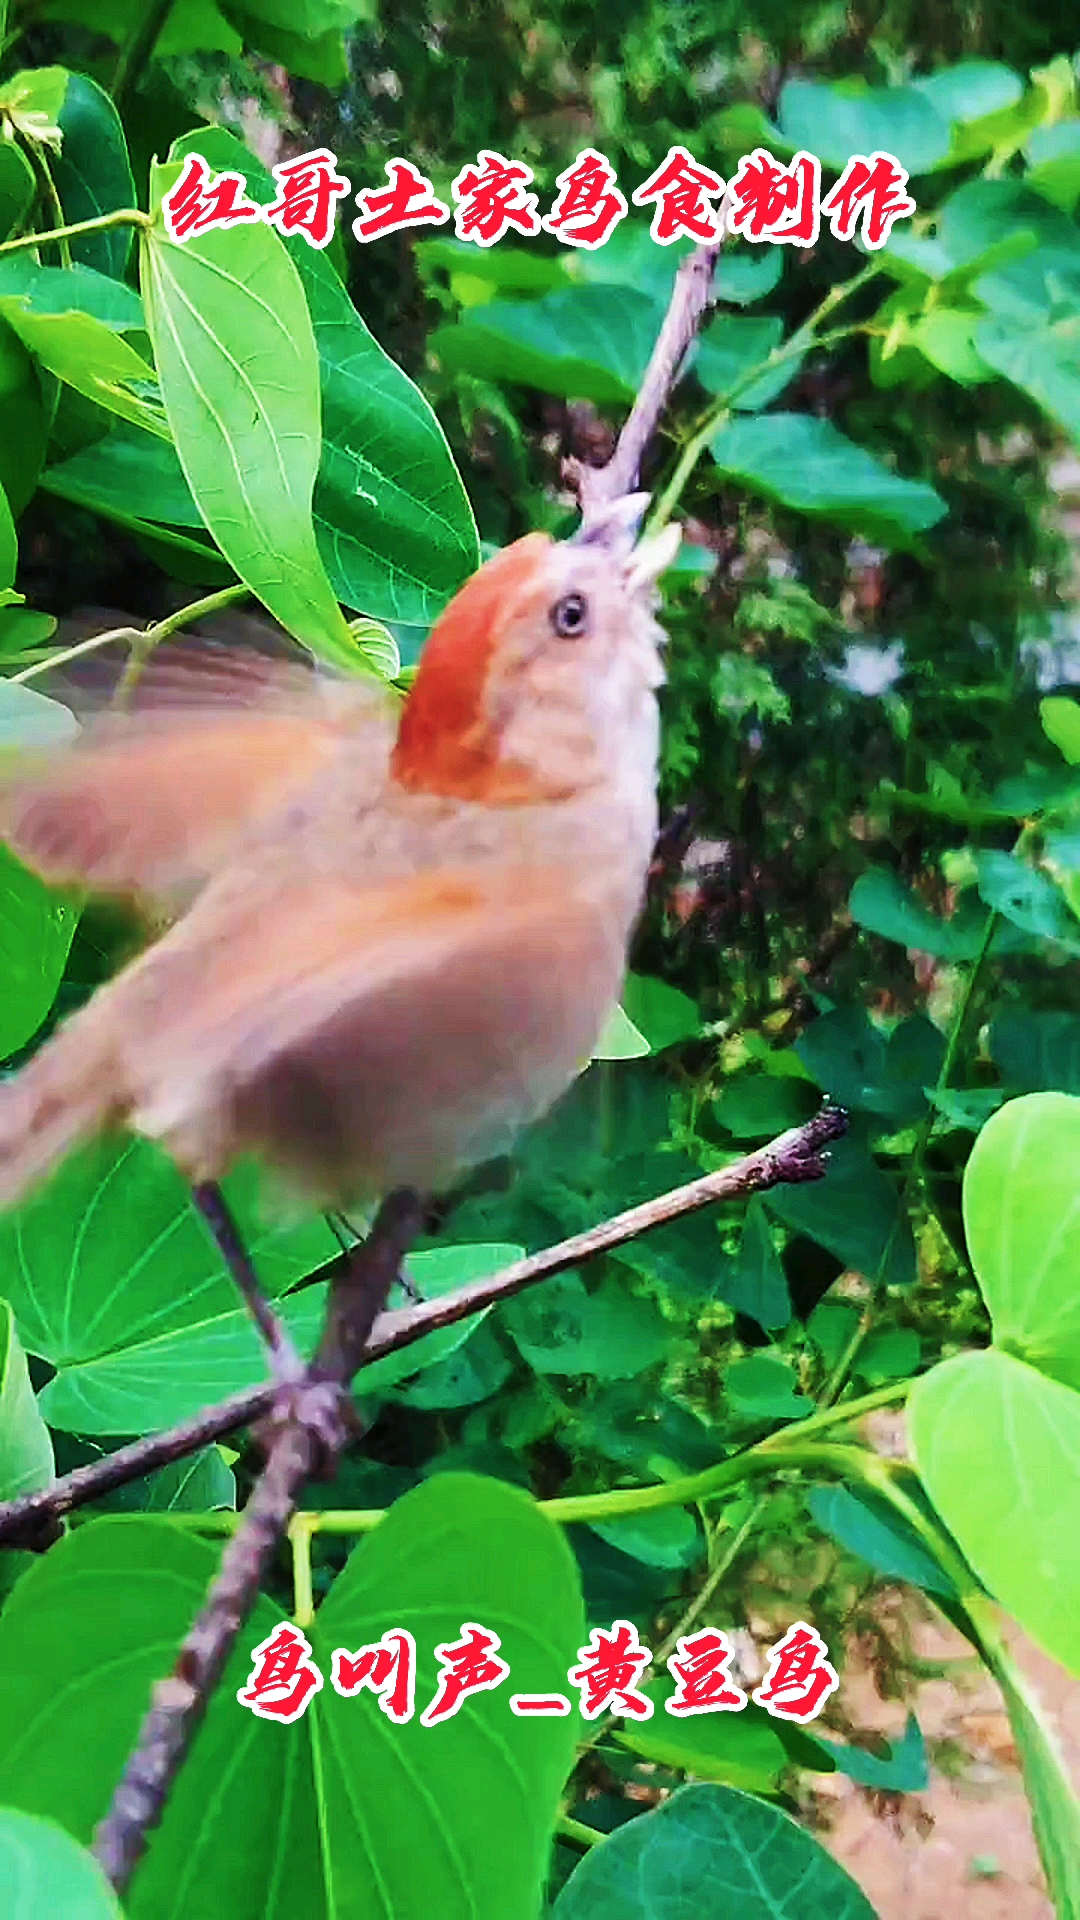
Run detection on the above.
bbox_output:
[0,500,678,1258]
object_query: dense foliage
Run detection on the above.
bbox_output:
[0,2,1079,1915]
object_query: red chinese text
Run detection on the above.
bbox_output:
[542,147,627,249]
[452,149,541,247]
[330,1629,416,1723]
[632,146,727,245]
[236,1623,324,1725]
[752,1620,839,1723]
[665,1628,748,1716]
[162,153,261,242]
[265,147,351,250]
[510,1693,573,1716]
[820,152,916,250]
[569,1619,654,1720]
[352,158,451,243]
[421,1621,511,1726]
[728,148,821,247]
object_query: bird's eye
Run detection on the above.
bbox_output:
[551,591,590,639]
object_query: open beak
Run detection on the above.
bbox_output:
[571,491,682,589]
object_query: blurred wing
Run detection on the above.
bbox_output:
[129,862,626,1198]
[0,645,396,898]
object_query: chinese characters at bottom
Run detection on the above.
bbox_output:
[237,1616,839,1727]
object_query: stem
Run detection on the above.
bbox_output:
[0,1109,855,1550]
[111,0,177,108]
[819,907,1000,1405]
[0,209,150,260]
[556,1815,603,1850]
[6,584,249,687]
[652,1493,767,1666]
[27,146,72,268]
[648,262,882,531]
[289,1514,316,1628]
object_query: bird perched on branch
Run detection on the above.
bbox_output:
[0,499,679,1258]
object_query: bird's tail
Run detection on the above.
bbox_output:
[0,1005,122,1209]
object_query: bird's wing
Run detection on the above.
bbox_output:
[125,861,627,1199]
[0,644,396,899]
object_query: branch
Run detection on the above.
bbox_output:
[91,1189,424,1896]
[0,1106,847,1548]
[569,227,727,511]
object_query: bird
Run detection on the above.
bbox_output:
[0,495,679,1378]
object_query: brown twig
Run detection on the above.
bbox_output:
[570,230,726,511]
[0,1107,846,1548]
[91,1189,423,1896]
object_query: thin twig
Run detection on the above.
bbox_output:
[0,1107,847,1548]
[569,231,726,511]
[91,1188,423,1896]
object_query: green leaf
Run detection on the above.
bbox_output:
[593,1003,651,1060]
[1042,695,1080,764]
[0,142,35,243]
[856,1326,921,1384]
[42,418,205,529]
[92,1446,236,1514]
[52,72,136,279]
[621,972,700,1051]
[991,1637,1080,1920]
[709,414,947,548]
[725,1355,811,1421]
[765,1131,916,1288]
[588,1507,702,1570]
[913,61,1023,126]
[730,1199,791,1331]
[35,0,242,55]
[712,1072,820,1141]
[813,1713,928,1791]
[911,1348,1080,1676]
[0,297,166,439]
[615,1686,814,1794]
[359,1242,522,1397]
[502,1272,670,1379]
[849,866,991,959]
[390,1319,512,1410]
[692,315,796,410]
[0,258,143,329]
[0,844,78,1061]
[313,1473,583,1919]
[171,128,478,627]
[419,235,570,296]
[0,478,16,591]
[0,1128,516,1432]
[0,1478,584,1920]
[430,287,665,405]
[962,1091,1080,1390]
[974,310,1080,444]
[141,159,358,669]
[0,1299,54,1501]
[976,849,1080,946]
[778,78,951,175]
[1026,121,1080,212]
[808,1484,956,1596]
[990,1011,1080,1095]
[227,9,350,83]
[0,678,78,746]
[552,1782,877,1919]
[0,1808,122,1917]
[795,1006,944,1123]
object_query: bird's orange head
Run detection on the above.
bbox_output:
[391,499,681,805]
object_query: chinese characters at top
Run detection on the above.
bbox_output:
[163,144,916,254]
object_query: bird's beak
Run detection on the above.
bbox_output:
[571,492,682,589]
